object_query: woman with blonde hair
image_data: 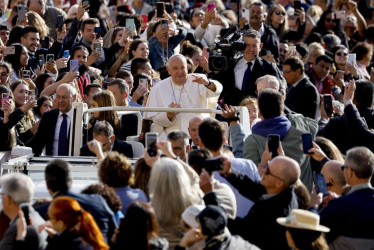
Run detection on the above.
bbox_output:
[89,90,120,139]
[265,3,306,41]
[27,11,49,38]
[149,157,202,248]
[47,197,109,250]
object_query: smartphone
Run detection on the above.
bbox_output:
[57,15,64,31]
[161,19,168,28]
[125,18,135,31]
[39,54,45,67]
[93,42,101,53]
[141,14,148,24]
[1,92,9,111]
[335,10,346,19]
[348,53,356,66]
[242,8,250,23]
[29,89,35,99]
[145,132,158,157]
[302,133,313,154]
[314,173,329,196]
[156,2,165,18]
[207,3,215,11]
[4,46,15,55]
[23,70,30,78]
[83,0,89,6]
[94,26,101,39]
[267,134,280,158]
[324,94,333,117]
[202,47,209,60]
[289,45,296,53]
[139,78,148,88]
[20,203,30,225]
[70,60,79,72]
[294,0,301,10]
[165,3,173,13]
[17,5,26,22]
[46,54,54,62]
[40,37,50,49]
[204,158,223,172]
[63,50,69,59]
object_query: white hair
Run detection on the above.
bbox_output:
[166,54,187,67]
[57,83,77,97]
[1,173,34,204]
[256,75,280,90]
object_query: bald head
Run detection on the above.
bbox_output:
[272,156,301,188]
[188,116,203,146]
[321,160,346,194]
[167,54,187,67]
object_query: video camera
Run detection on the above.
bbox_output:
[209,26,246,71]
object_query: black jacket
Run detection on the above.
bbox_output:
[0,108,25,151]
[285,77,320,119]
[221,170,298,250]
[213,57,285,106]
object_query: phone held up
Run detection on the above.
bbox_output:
[267,134,280,158]
[145,132,158,157]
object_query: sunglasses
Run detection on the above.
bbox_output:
[325,18,337,23]
[275,10,286,16]
[336,52,348,56]
[264,163,285,182]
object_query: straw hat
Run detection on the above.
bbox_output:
[276,209,330,233]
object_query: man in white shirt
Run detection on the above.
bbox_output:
[144,54,222,139]
[32,84,77,156]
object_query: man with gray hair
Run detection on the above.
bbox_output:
[323,34,341,53]
[321,146,374,248]
[167,131,190,162]
[144,54,222,139]
[33,83,78,156]
[0,173,47,249]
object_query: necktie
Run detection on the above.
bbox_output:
[241,62,253,91]
[58,114,68,156]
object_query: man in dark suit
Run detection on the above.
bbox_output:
[107,79,139,140]
[215,155,300,250]
[320,147,374,248]
[35,159,117,243]
[80,121,133,158]
[213,30,285,106]
[32,84,77,156]
[283,57,320,119]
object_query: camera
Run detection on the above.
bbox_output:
[209,26,246,71]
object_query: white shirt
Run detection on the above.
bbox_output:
[53,109,73,156]
[234,57,255,90]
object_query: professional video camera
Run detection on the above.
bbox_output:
[209,26,246,71]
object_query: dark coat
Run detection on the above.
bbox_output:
[80,137,133,158]
[210,170,298,250]
[285,77,320,119]
[0,108,25,151]
[213,57,285,106]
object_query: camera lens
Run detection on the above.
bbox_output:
[211,56,227,71]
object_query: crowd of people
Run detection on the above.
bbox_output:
[0,0,374,248]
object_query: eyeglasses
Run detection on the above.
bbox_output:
[275,10,286,16]
[283,70,293,74]
[264,163,285,182]
[325,18,337,23]
[336,52,348,56]
[341,165,349,171]
[326,182,333,187]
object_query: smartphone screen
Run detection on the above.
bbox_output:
[1,92,9,110]
[4,46,15,55]
[23,70,30,78]
[70,60,79,72]
[46,54,54,62]
[267,134,280,158]
[324,95,333,116]
[29,89,35,99]
[57,15,64,31]
[161,19,168,28]
[156,2,165,18]
[145,132,158,156]
[314,173,329,196]
[294,0,301,10]
[20,203,30,225]
[126,18,135,31]
[204,158,223,172]
[348,53,356,66]
[302,133,313,154]
[139,78,148,88]
[93,42,101,53]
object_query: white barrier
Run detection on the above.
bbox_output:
[69,103,250,156]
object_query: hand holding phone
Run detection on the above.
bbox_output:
[139,78,148,89]
[70,60,79,72]
[4,46,15,55]
[1,92,10,111]
[323,94,333,117]
[156,2,165,18]
[314,173,329,196]
[207,3,215,11]
[204,158,223,172]
[146,132,158,156]
[20,203,30,225]
[46,54,54,62]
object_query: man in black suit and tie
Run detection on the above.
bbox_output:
[107,79,139,140]
[213,30,285,106]
[32,84,77,156]
[283,57,320,119]
[320,147,374,248]
[80,121,133,159]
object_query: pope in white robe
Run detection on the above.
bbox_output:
[143,54,223,139]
